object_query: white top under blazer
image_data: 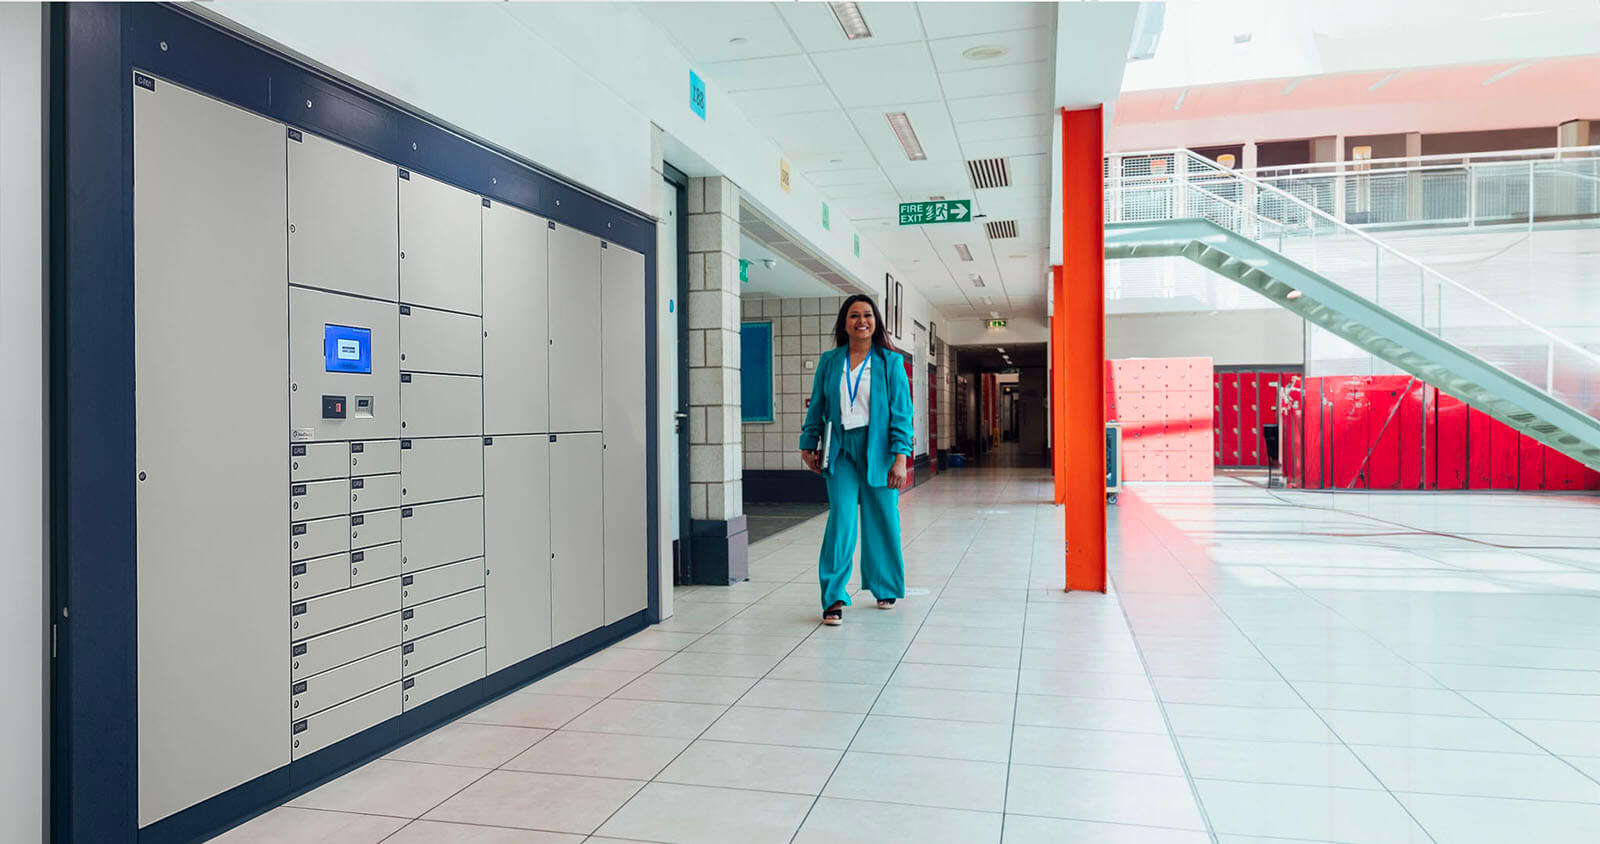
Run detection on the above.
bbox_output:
[839,354,871,430]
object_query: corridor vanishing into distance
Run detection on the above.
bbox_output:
[217,469,1600,844]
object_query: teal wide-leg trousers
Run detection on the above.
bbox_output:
[819,426,906,609]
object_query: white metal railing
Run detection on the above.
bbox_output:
[1103,149,1600,417]
[1239,144,1600,231]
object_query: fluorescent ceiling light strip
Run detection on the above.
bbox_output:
[1172,89,1187,111]
[1483,62,1533,86]
[829,2,872,40]
[954,243,974,262]
[885,112,926,161]
[1281,79,1299,96]
[1368,73,1397,92]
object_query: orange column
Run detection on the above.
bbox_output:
[1061,106,1107,592]
[1050,265,1068,504]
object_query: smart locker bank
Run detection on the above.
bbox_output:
[53,7,657,841]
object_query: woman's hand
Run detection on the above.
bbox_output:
[888,455,908,490]
[800,449,822,473]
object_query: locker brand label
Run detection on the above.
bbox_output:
[402,609,414,620]
[292,681,307,695]
[401,508,414,518]
[134,74,155,91]
[292,445,307,457]
[292,603,307,616]
[287,128,303,143]
[292,524,308,536]
[351,514,365,526]
[351,443,365,453]
[399,305,411,316]
[351,478,365,489]
[352,551,365,563]
[402,643,415,655]
[401,374,412,383]
[401,440,412,449]
[293,644,307,657]
[398,168,410,180]
[292,720,308,734]
[292,485,306,496]
[292,563,307,576]
[403,678,415,690]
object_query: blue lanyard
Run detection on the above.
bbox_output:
[846,354,869,408]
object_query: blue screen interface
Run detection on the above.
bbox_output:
[324,324,372,374]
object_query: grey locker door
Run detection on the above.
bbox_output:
[399,171,482,315]
[601,243,648,624]
[482,202,550,436]
[483,435,552,673]
[133,79,289,826]
[549,433,604,646]
[288,132,399,302]
[547,224,603,433]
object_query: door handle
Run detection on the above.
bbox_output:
[673,412,690,420]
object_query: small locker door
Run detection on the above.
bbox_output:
[1240,375,1261,466]
[548,224,603,433]
[484,434,552,673]
[1219,374,1241,467]
[601,242,648,624]
[549,433,604,646]
[483,202,550,436]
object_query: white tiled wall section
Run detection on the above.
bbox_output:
[741,296,848,471]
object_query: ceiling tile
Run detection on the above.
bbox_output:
[699,54,821,91]
[947,90,1051,123]
[917,2,1054,40]
[928,26,1054,72]
[955,114,1053,144]
[807,167,890,187]
[1001,153,1050,186]
[845,101,960,167]
[748,109,861,158]
[777,2,926,51]
[938,60,1050,99]
[789,148,879,172]
[880,160,970,196]
[957,134,1053,161]
[730,84,840,117]
[812,43,942,107]
[832,193,905,220]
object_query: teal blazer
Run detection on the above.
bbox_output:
[798,345,914,488]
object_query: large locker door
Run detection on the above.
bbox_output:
[133,79,289,826]
[288,132,398,302]
[1366,377,1405,490]
[1398,380,1428,490]
[601,243,648,624]
[1240,375,1261,466]
[550,433,604,645]
[483,435,552,673]
[548,224,603,433]
[1219,374,1240,467]
[1467,407,1495,489]
[1211,371,1223,465]
[399,171,482,315]
[483,202,550,436]
[1330,377,1370,488]
[1435,392,1470,490]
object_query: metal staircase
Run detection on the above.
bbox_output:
[1103,150,1600,471]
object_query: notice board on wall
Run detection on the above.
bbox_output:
[741,321,774,422]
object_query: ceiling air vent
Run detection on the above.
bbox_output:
[967,157,1011,189]
[985,220,1018,239]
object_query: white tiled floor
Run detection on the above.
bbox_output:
[212,469,1600,844]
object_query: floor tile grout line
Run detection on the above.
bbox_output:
[1131,488,1444,844]
[998,472,1034,839]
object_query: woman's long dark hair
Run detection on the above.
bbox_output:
[831,294,901,354]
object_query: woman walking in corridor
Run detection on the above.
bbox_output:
[798,295,913,626]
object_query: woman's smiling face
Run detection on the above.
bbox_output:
[847,301,875,341]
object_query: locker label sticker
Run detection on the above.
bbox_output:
[292,644,307,657]
[287,128,303,143]
[403,609,414,620]
[351,442,365,453]
[352,551,365,563]
[402,643,415,655]
[292,720,308,734]
[292,524,308,536]
[401,440,412,449]
[351,514,365,526]
[292,445,307,457]
[399,305,411,316]
[292,563,307,576]
[401,508,414,518]
[292,681,307,695]
[292,603,307,616]
[292,485,306,496]
[351,478,365,490]
[403,678,415,690]
[402,576,414,586]
[134,74,155,91]
[401,374,412,383]
[398,168,410,180]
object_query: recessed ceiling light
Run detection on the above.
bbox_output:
[983,296,994,305]
[996,347,1006,353]
[929,195,945,201]
[969,274,986,287]
[1232,33,1252,44]
[729,36,748,45]
[989,310,1000,318]
[829,2,872,40]
[962,44,1009,61]
[828,158,844,164]
[953,243,974,262]
[885,112,927,161]
[1007,253,1027,259]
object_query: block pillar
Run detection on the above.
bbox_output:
[1050,264,1068,505]
[1059,107,1107,593]
[686,176,748,584]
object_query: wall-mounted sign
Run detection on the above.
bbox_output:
[780,158,791,193]
[738,258,750,283]
[689,71,707,120]
[1217,153,1236,169]
[987,319,1007,329]
[898,200,970,225]
[822,202,830,230]
[853,233,860,257]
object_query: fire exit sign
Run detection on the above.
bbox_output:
[987,319,1007,328]
[899,200,971,225]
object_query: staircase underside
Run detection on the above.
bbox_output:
[1105,218,1600,471]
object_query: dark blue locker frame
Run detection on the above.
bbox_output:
[50,4,659,842]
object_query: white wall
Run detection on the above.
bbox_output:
[204,1,940,339]
[0,4,48,840]
[1107,310,1305,366]
[941,315,1050,347]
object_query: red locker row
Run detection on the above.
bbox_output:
[1105,357,1214,482]
[1214,370,1297,468]
[1282,375,1600,490]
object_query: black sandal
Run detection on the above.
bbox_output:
[876,598,896,610]
[822,602,844,626]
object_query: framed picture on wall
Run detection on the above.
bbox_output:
[929,321,937,356]
[882,273,894,338]
[894,280,903,338]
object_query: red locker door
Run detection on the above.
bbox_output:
[1241,375,1261,466]
[1364,377,1404,490]
[1397,379,1428,490]
[1518,434,1545,490]
[1489,416,1520,489]
[1435,392,1469,489]
[1212,371,1223,464]
[1467,408,1495,489]
[1544,449,1584,491]
[1330,377,1370,488]
[1304,378,1327,489]
[1220,373,1241,467]
[1257,373,1280,466]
